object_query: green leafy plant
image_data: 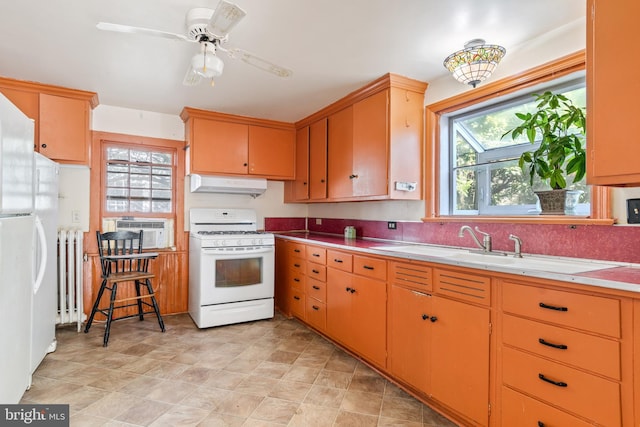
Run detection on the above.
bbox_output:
[503,91,586,190]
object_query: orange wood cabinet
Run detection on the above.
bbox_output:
[587,0,640,185]
[498,279,632,426]
[181,107,296,180]
[326,253,387,368]
[0,78,97,165]
[292,73,427,202]
[305,246,328,332]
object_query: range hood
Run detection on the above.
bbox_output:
[190,174,267,197]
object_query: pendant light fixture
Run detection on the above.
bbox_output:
[191,41,224,79]
[443,39,506,88]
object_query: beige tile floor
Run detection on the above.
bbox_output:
[22,313,460,427]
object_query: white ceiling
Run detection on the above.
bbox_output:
[0,1,585,123]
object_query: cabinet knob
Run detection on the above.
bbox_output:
[349,174,359,179]
[243,163,248,167]
[421,314,429,320]
[320,179,325,183]
[430,316,438,322]
[41,143,47,148]
[303,182,307,185]
[345,287,352,293]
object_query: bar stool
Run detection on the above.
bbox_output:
[84,230,165,346]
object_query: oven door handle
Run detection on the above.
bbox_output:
[201,247,274,255]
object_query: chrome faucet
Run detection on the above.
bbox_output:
[509,234,523,258]
[458,226,492,253]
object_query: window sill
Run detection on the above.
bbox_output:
[421,215,615,225]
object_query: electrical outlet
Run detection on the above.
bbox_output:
[387,221,397,230]
[315,218,322,225]
[628,199,640,224]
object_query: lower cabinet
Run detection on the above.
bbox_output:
[388,264,490,426]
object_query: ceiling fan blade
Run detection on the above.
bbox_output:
[96,22,192,42]
[226,48,293,78]
[207,0,247,39]
[183,66,202,86]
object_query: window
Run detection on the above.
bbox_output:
[104,145,174,214]
[445,80,588,216]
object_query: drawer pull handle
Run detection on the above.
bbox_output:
[347,288,356,294]
[421,314,429,320]
[538,338,568,350]
[334,259,343,263]
[312,253,321,257]
[294,249,301,253]
[537,422,545,427]
[346,287,352,293]
[293,296,301,301]
[539,302,568,312]
[312,285,320,290]
[294,263,300,267]
[312,305,320,311]
[538,373,567,388]
[430,316,438,322]
[312,269,320,274]
[293,278,300,282]
[363,265,374,270]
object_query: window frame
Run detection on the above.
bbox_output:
[103,142,176,216]
[424,50,613,225]
[447,78,587,216]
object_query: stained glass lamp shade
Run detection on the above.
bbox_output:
[443,39,506,88]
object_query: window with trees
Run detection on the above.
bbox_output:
[446,79,588,215]
[104,144,174,214]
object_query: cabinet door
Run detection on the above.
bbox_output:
[248,125,295,179]
[309,118,328,199]
[352,90,388,197]
[327,106,354,199]
[326,267,353,345]
[292,127,309,200]
[191,118,248,175]
[39,94,89,164]
[388,285,431,392]
[587,0,640,185]
[351,275,387,368]
[430,296,490,426]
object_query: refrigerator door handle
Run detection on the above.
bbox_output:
[33,215,47,294]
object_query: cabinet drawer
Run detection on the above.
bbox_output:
[289,242,306,259]
[289,259,306,274]
[353,255,386,280]
[306,277,326,303]
[501,386,593,427]
[327,250,353,272]
[503,314,620,380]
[290,291,305,320]
[305,298,326,331]
[434,268,490,305]
[307,263,327,282]
[306,246,327,264]
[389,261,432,292]
[290,271,305,291]
[502,347,621,426]
[502,282,621,338]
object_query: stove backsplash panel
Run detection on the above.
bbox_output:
[265,216,640,264]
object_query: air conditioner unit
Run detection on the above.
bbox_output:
[115,219,169,249]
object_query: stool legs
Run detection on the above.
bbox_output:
[144,279,165,332]
[84,279,108,334]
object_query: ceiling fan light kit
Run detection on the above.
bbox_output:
[443,38,506,88]
[96,0,292,87]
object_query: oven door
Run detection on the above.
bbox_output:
[199,246,275,305]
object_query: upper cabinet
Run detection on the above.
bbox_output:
[292,73,427,202]
[587,0,640,186]
[181,108,296,180]
[0,78,97,165]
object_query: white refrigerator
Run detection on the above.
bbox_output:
[0,93,58,403]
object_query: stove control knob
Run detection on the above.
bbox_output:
[219,240,226,246]
[256,239,262,245]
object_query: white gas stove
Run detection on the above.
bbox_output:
[188,208,275,328]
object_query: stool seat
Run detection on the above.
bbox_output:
[84,230,165,346]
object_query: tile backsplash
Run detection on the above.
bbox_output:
[265,217,640,264]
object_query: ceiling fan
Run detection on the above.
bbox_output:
[96,0,293,86]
